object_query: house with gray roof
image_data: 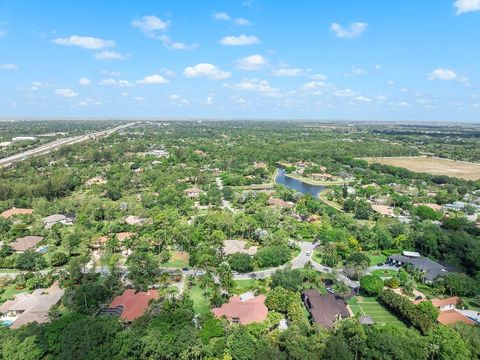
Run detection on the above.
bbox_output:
[301,290,350,328]
[387,251,449,284]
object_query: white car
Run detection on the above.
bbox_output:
[306,251,311,256]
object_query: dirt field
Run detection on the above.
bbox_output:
[364,156,480,181]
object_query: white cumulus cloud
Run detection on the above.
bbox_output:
[55,88,78,97]
[137,74,170,85]
[236,54,268,70]
[272,68,304,77]
[0,63,19,70]
[183,63,231,80]
[53,35,115,49]
[330,22,368,38]
[428,68,470,86]
[454,0,480,14]
[94,51,126,60]
[98,78,134,87]
[220,34,259,46]
[213,11,231,20]
[79,78,91,86]
[132,15,170,33]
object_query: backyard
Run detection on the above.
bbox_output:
[348,296,407,329]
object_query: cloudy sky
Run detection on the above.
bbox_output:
[0,0,479,121]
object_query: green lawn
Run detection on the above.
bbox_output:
[232,279,264,294]
[462,297,480,312]
[189,285,210,314]
[349,296,406,329]
[159,251,189,269]
[0,285,26,303]
[371,269,398,278]
[368,253,388,266]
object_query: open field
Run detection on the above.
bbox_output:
[368,253,388,266]
[348,296,406,329]
[364,156,480,180]
[371,269,398,278]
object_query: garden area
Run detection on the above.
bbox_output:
[348,296,406,329]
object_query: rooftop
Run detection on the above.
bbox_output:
[108,289,159,322]
[371,205,395,217]
[212,294,268,325]
[437,310,475,326]
[1,208,33,219]
[10,236,44,252]
[302,290,349,329]
[388,254,448,282]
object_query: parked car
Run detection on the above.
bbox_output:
[415,295,422,301]
[306,251,311,256]
[326,287,335,294]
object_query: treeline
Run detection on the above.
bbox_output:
[378,289,438,335]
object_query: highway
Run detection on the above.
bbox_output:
[0,122,136,169]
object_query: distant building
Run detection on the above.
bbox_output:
[184,187,203,199]
[253,162,267,170]
[147,149,169,158]
[10,236,44,253]
[212,292,268,325]
[0,283,64,329]
[371,205,395,217]
[85,176,107,187]
[12,136,36,142]
[387,251,448,284]
[301,290,350,329]
[98,289,159,322]
[43,214,75,229]
[1,208,33,219]
[125,215,151,226]
[268,198,294,208]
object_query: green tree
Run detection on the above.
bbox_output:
[126,251,159,291]
[360,275,384,296]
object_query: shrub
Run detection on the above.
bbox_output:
[254,245,291,268]
[378,289,438,335]
[270,268,304,292]
[50,252,68,267]
[228,253,253,273]
[360,275,384,296]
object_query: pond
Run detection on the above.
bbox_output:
[275,167,326,198]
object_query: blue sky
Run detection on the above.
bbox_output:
[0,0,479,121]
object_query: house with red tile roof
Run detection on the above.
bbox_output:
[10,236,44,253]
[212,292,268,325]
[104,289,159,322]
[1,208,33,219]
[268,198,294,208]
[438,310,475,326]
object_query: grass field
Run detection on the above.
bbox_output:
[364,156,480,181]
[371,269,398,278]
[0,285,26,303]
[462,297,480,312]
[348,296,406,329]
[368,253,388,266]
[189,285,210,314]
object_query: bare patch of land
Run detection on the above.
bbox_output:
[364,156,480,180]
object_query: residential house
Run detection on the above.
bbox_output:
[310,173,339,182]
[10,236,44,253]
[371,205,395,217]
[98,289,159,322]
[388,251,448,284]
[1,208,33,219]
[301,290,350,329]
[268,198,294,209]
[43,214,75,229]
[184,187,203,199]
[0,283,64,329]
[437,310,475,326]
[254,162,267,170]
[212,292,268,325]
[125,215,151,226]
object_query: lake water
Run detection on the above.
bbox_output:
[275,167,326,197]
